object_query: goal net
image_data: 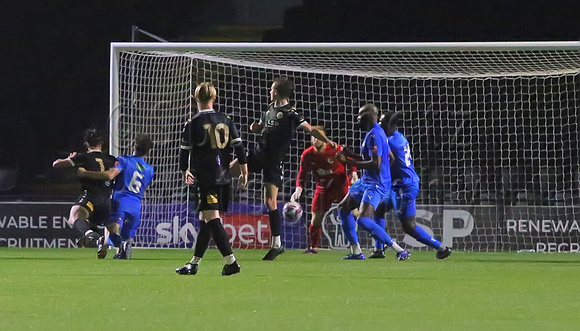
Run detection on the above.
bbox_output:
[110,42,580,252]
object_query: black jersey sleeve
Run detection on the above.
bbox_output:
[289,108,306,127]
[180,120,194,151]
[106,155,118,169]
[179,120,193,172]
[228,116,242,145]
[69,153,87,167]
[228,116,247,164]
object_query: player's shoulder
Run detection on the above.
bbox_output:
[275,103,297,113]
[374,125,388,137]
[287,105,305,123]
[106,153,118,163]
[390,130,406,142]
[302,145,315,155]
[72,151,87,159]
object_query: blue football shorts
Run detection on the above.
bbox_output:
[348,179,389,209]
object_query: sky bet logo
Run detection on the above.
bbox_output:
[156,216,197,245]
[154,214,270,247]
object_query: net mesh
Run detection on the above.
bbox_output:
[112,44,580,252]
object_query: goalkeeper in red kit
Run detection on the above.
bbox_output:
[291,127,358,254]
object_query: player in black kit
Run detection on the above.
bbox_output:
[230,76,336,261]
[52,129,117,249]
[176,82,248,276]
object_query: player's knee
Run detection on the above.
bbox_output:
[400,217,417,234]
[106,222,121,234]
[264,199,277,211]
[337,201,349,213]
[338,197,355,212]
[311,214,323,227]
[358,205,374,218]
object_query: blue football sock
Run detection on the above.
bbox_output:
[357,216,395,246]
[339,209,359,245]
[374,216,386,250]
[412,225,442,249]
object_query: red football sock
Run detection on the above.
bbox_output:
[309,224,322,248]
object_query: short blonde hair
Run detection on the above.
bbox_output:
[194,82,217,104]
[311,125,326,135]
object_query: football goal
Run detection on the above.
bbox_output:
[110,41,580,252]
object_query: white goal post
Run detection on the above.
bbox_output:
[110,41,580,252]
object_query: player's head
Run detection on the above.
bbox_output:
[379,111,402,136]
[310,126,326,150]
[194,82,217,107]
[134,134,153,157]
[270,76,294,102]
[357,104,379,131]
[83,129,104,150]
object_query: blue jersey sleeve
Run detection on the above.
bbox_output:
[116,156,127,173]
[375,130,386,156]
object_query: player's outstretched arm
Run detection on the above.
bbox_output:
[78,167,120,180]
[340,146,359,158]
[299,122,337,148]
[52,152,77,169]
[337,150,380,171]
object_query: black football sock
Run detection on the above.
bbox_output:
[207,218,233,257]
[193,221,212,260]
[268,209,281,237]
[73,218,92,236]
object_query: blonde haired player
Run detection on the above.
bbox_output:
[176,82,248,276]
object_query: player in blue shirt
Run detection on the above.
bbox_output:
[336,104,410,260]
[78,134,154,259]
[373,111,450,259]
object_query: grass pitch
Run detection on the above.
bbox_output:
[1,248,579,331]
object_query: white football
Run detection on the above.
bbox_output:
[282,201,304,221]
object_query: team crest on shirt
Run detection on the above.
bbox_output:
[327,158,334,164]
[207,194,218,204]
[276,111,284,119]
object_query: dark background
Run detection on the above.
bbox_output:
[1,0,578,200]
